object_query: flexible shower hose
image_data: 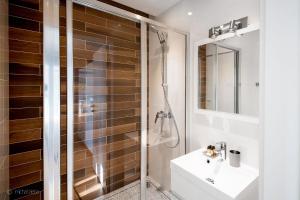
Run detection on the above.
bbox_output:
[162,85,180,148]
[158,35,180,148]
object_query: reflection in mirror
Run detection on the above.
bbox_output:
[198,30,259,117]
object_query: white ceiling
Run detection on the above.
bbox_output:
[112,0,182,16]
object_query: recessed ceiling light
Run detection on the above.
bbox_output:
[187,12,193,16]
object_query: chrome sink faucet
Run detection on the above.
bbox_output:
[216,142,227,160]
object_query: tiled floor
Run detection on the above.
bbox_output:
[96,180,177,200]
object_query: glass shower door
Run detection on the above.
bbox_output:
[146,25,186,199]
[63,2,142,199]
[61,1,186,200]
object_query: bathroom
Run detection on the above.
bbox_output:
[0,0,299,200]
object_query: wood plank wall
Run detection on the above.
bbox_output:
[9,0,144,199]
[9,0,44,199]
[199,46,207,109]
[0,0,9,199]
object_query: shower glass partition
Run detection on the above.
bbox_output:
[65,2,142,199]
[147,25,186,199]
[55,0,186,199]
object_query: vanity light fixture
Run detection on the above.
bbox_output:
[210,27,220,39]
[187,11,193,16]
[209,17,248,39]
[229,20,235,33]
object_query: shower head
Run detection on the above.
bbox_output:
[150,25,168,44]
[156,31,167,44]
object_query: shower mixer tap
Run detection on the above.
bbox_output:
[154,111,171,123]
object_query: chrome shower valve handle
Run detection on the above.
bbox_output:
[154,111,171,123]
[154,111,162,123]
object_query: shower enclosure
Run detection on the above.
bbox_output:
[39,0,186,199]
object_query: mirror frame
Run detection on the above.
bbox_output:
[193,23,260,123]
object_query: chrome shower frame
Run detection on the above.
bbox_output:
[43,0,61,199]
[209,17,248,39]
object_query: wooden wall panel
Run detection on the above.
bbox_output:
[0,0,9,199]
[9,0,144,199]
[199,46,207,109]
[9,0,43,199]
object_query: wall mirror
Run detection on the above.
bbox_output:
[197,29,259,117]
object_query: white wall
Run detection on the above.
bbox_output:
[158,0,260,169]
[260,0,300,199]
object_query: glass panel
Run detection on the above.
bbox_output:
[147,25,186,199]
[216,46,236,113]
[64,3,142,199]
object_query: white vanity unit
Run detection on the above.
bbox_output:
[170,149,259,200]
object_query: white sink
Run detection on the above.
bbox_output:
[171,149,259,200]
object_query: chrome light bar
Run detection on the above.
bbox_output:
[209,17,248,39]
